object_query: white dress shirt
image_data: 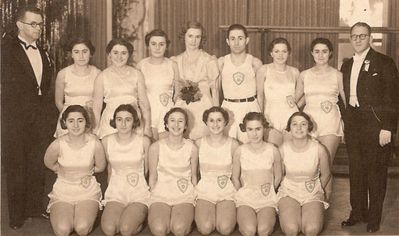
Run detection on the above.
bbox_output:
[18,36,43,95]
[349,47,370,107]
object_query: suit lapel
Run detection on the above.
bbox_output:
[12,39,40,87]
[358,48,374,79]
[343,59,353,105]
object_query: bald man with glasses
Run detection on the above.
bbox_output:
[340,22,399,233]
[1,5,57,229]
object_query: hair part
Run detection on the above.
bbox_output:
[227,24,248,38]
[106,38,134,57]
[268,37,291,53]
[179,21,207,48]
[239,112,268,132]
[350,22,372,35]
[60,105,91,129]
[67,37,95,56]
[145,29,170,47]
[285,111,314,132]
[202,106,229,125]
[16,5,43,22]
[109,104,141,129]
[164,107,189,132]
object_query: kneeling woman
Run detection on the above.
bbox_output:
[148,107,199,236]
[101,104,151,236]
[44,105,106,236]
[195,106,239,235]
[232,112,282,236]
[277,111,331,236]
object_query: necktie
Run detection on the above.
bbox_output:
[18,38,37,50]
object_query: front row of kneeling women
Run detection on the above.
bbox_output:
[44,104,330,236]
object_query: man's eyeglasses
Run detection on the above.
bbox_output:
[19,21,44,28]
[350,34,369,41]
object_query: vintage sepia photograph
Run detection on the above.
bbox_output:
[1,0,398,235]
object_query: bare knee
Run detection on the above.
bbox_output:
[281,223,300,236]
[74,222,93,236]
[171,221,192,236]
[120,223,142,236]
[52,223,73,236]
[101,221,117,236]
[258,224,274,236]
[216,221,235,235]
[149,222,169,236]
[238,224,256,236]
[303,223,322,236]
[196,220,215,235]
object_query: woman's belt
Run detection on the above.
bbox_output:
[224,95,257,103]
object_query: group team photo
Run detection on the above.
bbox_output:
[1,1,399,236]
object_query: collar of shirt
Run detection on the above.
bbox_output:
[353,47,370,62]
[17,35,38,50]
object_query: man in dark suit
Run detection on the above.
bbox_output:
[340,22,398,233]
[1,6,57,229]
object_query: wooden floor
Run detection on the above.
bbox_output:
[2,176,399,236]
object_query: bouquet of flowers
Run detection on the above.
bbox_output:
[177,80,203,105]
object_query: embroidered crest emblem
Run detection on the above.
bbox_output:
[126,172,139,187]
[233,72,245,85]
[80,175,91,189]
[305,180,315,193]
[217,175,229,189]
[177,178,189,193]
[286,95,296,108]
[159,93,170,107]
[261,183,271,197]
[320,101,333,113]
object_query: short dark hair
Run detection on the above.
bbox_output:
[164,107,189,132]
[16,5,43,22]
[350,22,372,35]
[179,21,207,48]
[239,112,268,132]
[106,38,134,57]
[310,37,334,60]
[67,37,95,56]
[109,104,140,129]
[145,29,170,47]
[60,105,91,130]
[285,111,314,132]
[202,106,229,125]
[268,37,291,54]
[227,24,248,38]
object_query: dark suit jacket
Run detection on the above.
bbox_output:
[340,48,399,133]
[1,36,56,123]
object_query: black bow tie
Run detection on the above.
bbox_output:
[18,38,37,50]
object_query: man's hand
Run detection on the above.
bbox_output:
[379,129,391,147]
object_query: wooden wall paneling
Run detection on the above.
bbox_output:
[154,0,249,58]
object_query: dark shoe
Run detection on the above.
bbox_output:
[9,221,24,230]
[341,218,360,227]
[367,224,380,233]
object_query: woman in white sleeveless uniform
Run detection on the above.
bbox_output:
[219,24,263,144]
[277,111,331,236]
[148,107,198,236]
[93,38,151,139]
[295,38,346,199]
[256,38,300,146]
[44,105,106,236]
[195,107,239,235]
[101,104,151,236]
[54,37,100,137]
[172,21,219,140]
[232,112,282,236]
[137,29,179,140]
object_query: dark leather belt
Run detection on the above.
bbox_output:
[224,95,257,103]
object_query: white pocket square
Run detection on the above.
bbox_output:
[372,73,378,76]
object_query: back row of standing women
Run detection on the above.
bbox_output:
[49,21,343,235]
